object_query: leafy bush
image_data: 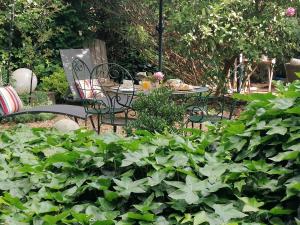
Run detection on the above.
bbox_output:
[127,87,186,133]
[0,82,299,224]
[40,67,69,98]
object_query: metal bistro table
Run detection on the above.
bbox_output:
[107,85,210,108]
[171,86,209,96]
[108,85,209,95]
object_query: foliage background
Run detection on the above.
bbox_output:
[0,0,300,90]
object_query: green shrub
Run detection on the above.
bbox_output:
[127,87,186,133]
[40,67,69,98]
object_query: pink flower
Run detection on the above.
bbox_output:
[286,7,296,17]
[153,72,164,81]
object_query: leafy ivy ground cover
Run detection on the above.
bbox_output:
[0,82,299,225]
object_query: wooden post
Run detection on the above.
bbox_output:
[84,39,108,65]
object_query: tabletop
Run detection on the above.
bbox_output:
[108,85,209,95]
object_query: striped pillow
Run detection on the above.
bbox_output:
[75,79,104,99]
[75,80,93,99]
[91,79,104,98]
[0,86,23,115]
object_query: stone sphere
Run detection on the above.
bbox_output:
[11,68,38,94]
[53,119,80,132]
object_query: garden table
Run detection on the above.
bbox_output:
[108,85,209,96]
[107,85,210,107]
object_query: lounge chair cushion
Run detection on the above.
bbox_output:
[75,79,104,99]
[0,86,23,115]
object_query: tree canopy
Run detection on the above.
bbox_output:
[0,0,299,87]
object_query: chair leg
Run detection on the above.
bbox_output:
[200,123,202,130]
[90,116,96,130]
[74,117,78,124]
[97,115,101,134]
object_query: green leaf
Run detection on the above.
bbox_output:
[288,143,300,151]
[1,193,26,210]
[45,152,80,166]
[104,190,119,202]
[113,177,147,197]
[199,162,228,182]
[88,177,111,190]
[127,212,154,222]
[30,201,60,214]
[147,171,167,186]
[43,211,69,224]
[212,203,246,223]
[266,126,287,135]
[238,197,264,212]
[271,98,295,110]
[93,220,115,225]
[270,151,299,162]
[181,213,192,223]
[285,176,300,199]
[286,106,300,114]
[165,176,202,204]
[193,211,207,225]
[155,216,169,225]
[270,206,294,215]
[121,149,149,167]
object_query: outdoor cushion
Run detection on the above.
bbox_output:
[0,86,23,115]
[75,80,93,98]
[92,79,105,98]
[75,79,104,99]
[290,58,300,65]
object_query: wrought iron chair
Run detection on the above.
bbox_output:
[72,58,135,133]
[186,94,236,129]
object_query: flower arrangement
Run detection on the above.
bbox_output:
[140,72,165,88]
[286,7,296,17]
[153,72,164,82]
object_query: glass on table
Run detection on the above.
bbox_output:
[141,80,151,91]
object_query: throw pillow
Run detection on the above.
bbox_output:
[75,80,93,99]
[0,86,23,115]
[75,79,105,99]
[91,79,104,98]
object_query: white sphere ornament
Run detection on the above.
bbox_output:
[11,68,38,94]
[54,119,80,132]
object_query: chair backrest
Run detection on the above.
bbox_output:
[72,59,135,115]
[60,49,94,98]
[93,63,135,111]
[285,63,300,83]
